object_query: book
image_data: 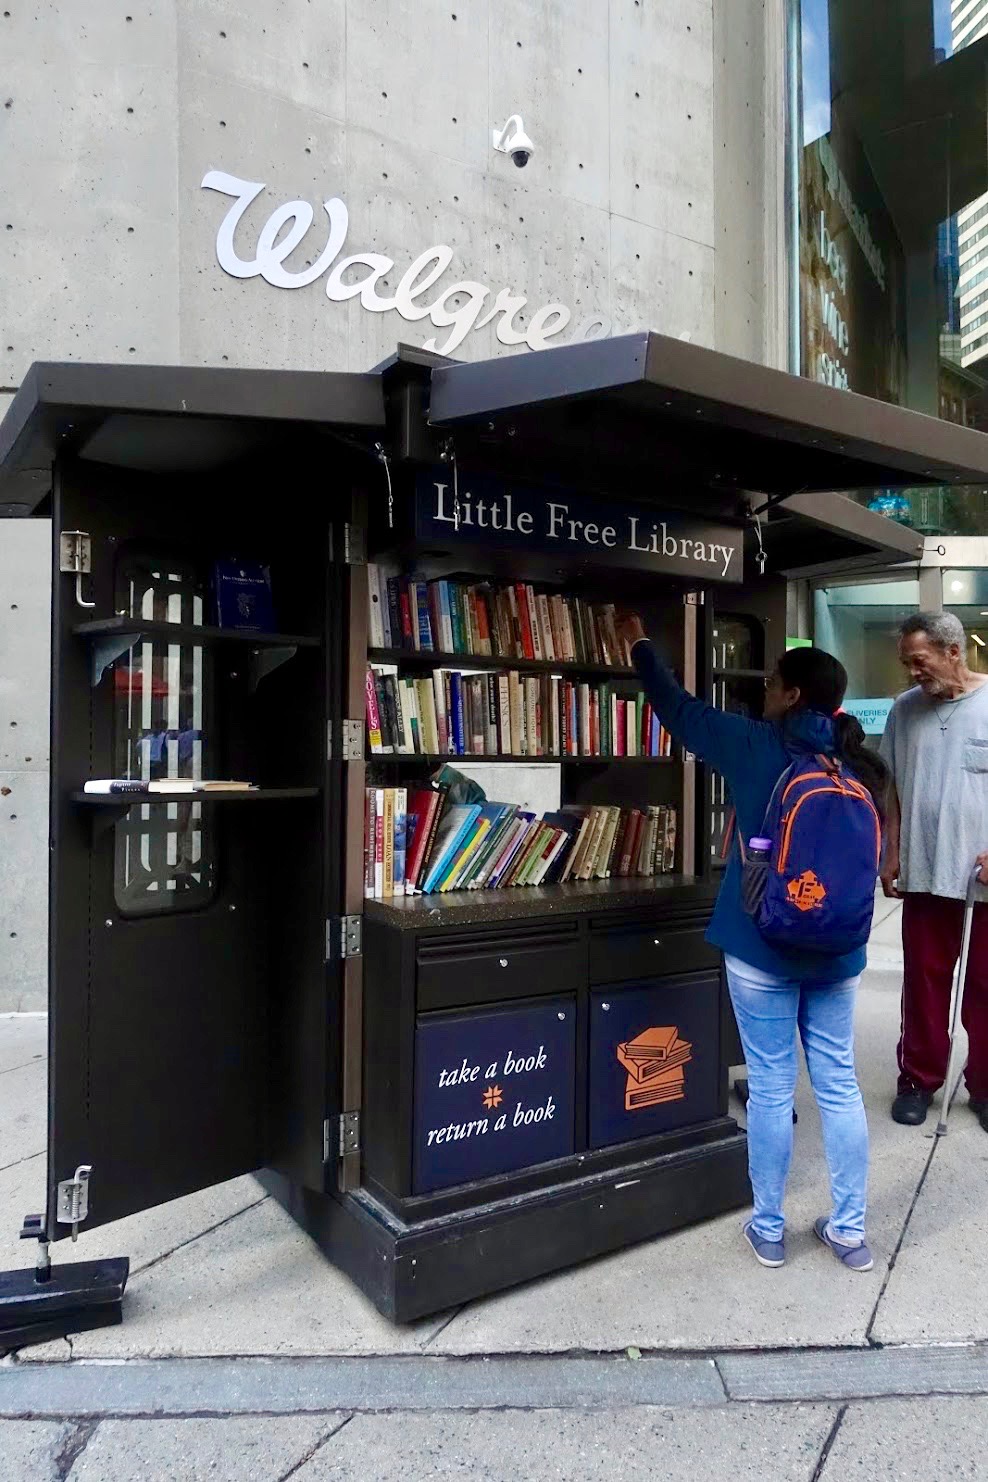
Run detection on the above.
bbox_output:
[625,1073,686,1110]
[488,814,536,888]
[408,782,450,893]
[421,804,482,893]
[364,790,376,899]
[365,668,385,754]
[83,779,150,794]
[464,804,517,888]
[145,779,255,792]
[382,788,395,900]
[403,785,441,894]
[213,558,275,632]
[619,1025,678,1066]
[439,806,498,892]
[367,563,386,648]
[374,788,385,898]
[392,787,407,895]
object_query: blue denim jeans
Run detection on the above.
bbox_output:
[725,954,869,1245]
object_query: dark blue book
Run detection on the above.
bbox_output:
[450,672,466,755]
[213,559,275,632]
[415,582,433,651]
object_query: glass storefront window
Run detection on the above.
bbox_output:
[794,1,988,444]
[813,578,921,737]
[943,570,988,672]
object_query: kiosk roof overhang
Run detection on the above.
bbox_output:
[428,330,988,572]
[429,332,988,493]
[0,361,386,515]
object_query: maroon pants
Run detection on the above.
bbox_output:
[899,892,988,1101]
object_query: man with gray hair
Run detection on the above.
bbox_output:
[880,612,988,1131]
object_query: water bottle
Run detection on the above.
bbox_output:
[741,836,773,916]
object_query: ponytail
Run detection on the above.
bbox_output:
[833,712,889,818]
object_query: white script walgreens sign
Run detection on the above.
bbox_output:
[202,171,612,357]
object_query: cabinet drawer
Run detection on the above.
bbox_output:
[588,922,717,985]
[418,927,585,1011]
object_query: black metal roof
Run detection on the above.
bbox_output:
[428,332,988,493]
[0,337,962,570]
[0,361,386,514]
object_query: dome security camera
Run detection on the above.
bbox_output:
[492,114,535,168]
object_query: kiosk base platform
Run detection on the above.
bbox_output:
[0,1255,129,1353]
[260,1128,749,1323]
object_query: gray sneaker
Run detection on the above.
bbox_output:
[743,1220,785,1268]
[814,1217,874,1271]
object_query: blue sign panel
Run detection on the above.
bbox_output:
[842,697,894,736]
[414,468,744,584]
[589,977,721,1149]
[413,997,576,1194]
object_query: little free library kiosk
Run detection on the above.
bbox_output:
[5,330,985,1345]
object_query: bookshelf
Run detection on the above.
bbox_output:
[74,616,322,648]
[71,787,320,804]
[368,647,636,680]
[362,563,688,904]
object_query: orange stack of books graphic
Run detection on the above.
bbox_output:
[616,1026,692,1110]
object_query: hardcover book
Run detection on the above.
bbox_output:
[213,559,275,633]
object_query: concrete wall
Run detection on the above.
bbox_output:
[0,0,788,1009]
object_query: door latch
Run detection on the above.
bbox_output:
[59,531,95,610]
[56,1164,92,1241]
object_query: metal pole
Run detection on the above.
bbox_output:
[934,864,981,1137]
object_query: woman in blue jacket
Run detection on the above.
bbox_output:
[619,616,888,1273]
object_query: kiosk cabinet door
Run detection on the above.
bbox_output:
[46,469,336,1240]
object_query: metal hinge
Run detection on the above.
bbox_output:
[326,913,362,960]
[337,1111,361,1159]
[327,719,364,762]
[344,523,366,566]
[56,1164,92,1242]
[684,591,704,606]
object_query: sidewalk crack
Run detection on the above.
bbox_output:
[865,1135,940,1345]
[810,1405,847,1481]
[0,1055,47,1077]
[420,1305,466,1348]
[54,1418,98,1479]
[275,1414,354,1481]
[711,1355,731,1401]
[133,1194,270,1277]
[0,1148,45,1175]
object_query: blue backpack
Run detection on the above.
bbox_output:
[741,753,882,955]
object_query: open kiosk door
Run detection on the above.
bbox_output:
[0,364,386,1349]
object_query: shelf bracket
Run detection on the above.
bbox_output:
[92,634,140,687]
[247,644,297,695]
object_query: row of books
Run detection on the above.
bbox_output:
[367,567,634,668]
[366,665,674,759]
[365,783,678,898]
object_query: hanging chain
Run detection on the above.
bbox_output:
[375,442,394,529]
[440,439,461,529]
[748,507,767,576]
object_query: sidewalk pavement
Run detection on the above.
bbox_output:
[3,895,988,1478]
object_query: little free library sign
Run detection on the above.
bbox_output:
[413,998,576,1194]
[414,469,744,583]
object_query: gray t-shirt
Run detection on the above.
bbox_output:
[879,682,988,901]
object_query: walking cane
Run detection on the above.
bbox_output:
[933,863,982,1138]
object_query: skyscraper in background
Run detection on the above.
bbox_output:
[954,0,988,366]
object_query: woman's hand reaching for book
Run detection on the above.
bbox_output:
[615,612,647,654]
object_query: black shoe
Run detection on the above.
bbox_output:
[891,1088,931,1125]
[971,1099,988,1133]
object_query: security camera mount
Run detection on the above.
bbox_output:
[492,114,535,166]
